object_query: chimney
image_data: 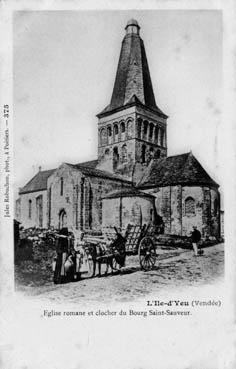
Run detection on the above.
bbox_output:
[39,166,42,172]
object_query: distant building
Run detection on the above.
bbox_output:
[17,19,221,238]
[18,168,55,228]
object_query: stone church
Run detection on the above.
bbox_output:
[17,19,221,238]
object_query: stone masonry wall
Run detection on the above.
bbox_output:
[182,186,203,236]
[210,188,220,237]
[122,196,154,228]
[20,190,48,229]
[97,104,168,180]
[47,165,76,229]
[170,185,182,235]
[202,187,211,237]
[102,198,120,230]
[102,196,154,231]
[145,185,219,237]
[47,164,132,231]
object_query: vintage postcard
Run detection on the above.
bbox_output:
[0,1,235,368]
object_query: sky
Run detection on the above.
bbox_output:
[13,10,222,193]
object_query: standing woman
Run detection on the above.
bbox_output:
[53,227,69,284]
[71,227,88,280]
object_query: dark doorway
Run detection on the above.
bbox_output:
[59,209,67,229]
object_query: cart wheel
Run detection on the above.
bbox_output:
[138,236,156,271]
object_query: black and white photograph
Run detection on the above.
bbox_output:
[0,2,235,369]
[14,10,224,301]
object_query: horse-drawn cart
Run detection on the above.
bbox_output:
[83,224,160,277]
[124,224,158,271]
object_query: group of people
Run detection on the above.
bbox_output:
[53,227,89,284]
[52,224,203,284]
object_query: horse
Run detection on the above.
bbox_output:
[85,229,126,277]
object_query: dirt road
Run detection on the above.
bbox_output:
[16,243,224,305]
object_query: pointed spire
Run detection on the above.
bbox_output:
[98,20,166,118]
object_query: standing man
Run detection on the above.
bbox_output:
[190,226,201,256]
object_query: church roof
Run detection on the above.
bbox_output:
[97,20,167,118]
[19,160,99,195]
[19,169,55,194]
[102,188,155,200]
[137,152,219,188]
[66,163,132,184]
[76,159,99,168]
[19,158,132,196]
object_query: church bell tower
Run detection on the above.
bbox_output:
[96,19,168,180]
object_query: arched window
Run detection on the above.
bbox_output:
[36,195,43,227]
[120,122,125,133]
[120,121,126,141]
[127,119,133,138]
[121,144,127,163]
[107,126,112,137]
[113,146,119,169]
[185,197,195,215]
[214,198,218,216]
[100,128,107,145]
[60,177,63,196]
[114,124,119,142]
[105,148,110,156]
[107,126,112,144]
[84,180,93,229]
[141,144,146,163]
[137,118,142,138]
[162,131,166,147]
[160,129,164,147]
[114,124,119,135]
[149,123,154,140]
[28,199,32,219]
[155,126,159,143]
[59,208,67,229]
[143,121,148,136]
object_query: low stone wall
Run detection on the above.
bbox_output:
[15,237,56,287]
